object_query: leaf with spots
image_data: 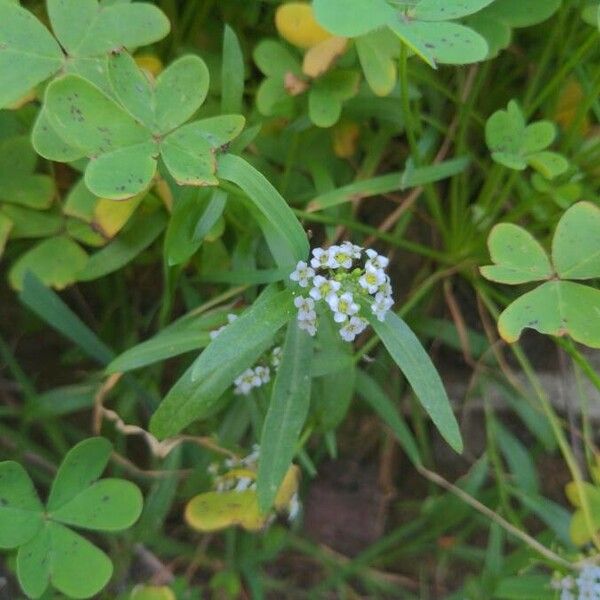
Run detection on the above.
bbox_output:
[390,20,488,66]
[17,522,113,599]
[482,202,600,349]
[47,437,112,512]
[480,223,553,284]
[552,202,600,280]
[498,281,600,348]
[47,0,170,57]
[0,462,44,549]
[50,479,143,531]
[413,0,495,21]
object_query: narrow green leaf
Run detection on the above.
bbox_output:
[47,437,112,512]
[356,371,422,467]
[257,321,313,512]
[367,312,463,453]
[218,154,309,266]
[19,272,115,365]
[191,288,294,382]
[222,25,245,114]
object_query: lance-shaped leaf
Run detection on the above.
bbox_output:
[552,202,600,280]
[0,137,54,209]
[0,462,44,549]
[498,280,600,348]
[257,321,313,512]
[480,223,553,284]
[367,311,463,453]
[0,2,63,108]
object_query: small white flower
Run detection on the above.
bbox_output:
[359,263,386,294]
[254,365,271,384]
[289,261,315,287]
[288,492,301,522]
[234,368,261,395]
[310,247,331,269]
[341,241,362,259]
[294,295,315,320]
[328,292,359,323]
[339,316,368,342]
[327,245,353,269]
[378,276,393,297]
[371,292,394,321]
[298,316,317,336]
[366,249,390,269]
[271,346,282,369]
[309,275,341,301]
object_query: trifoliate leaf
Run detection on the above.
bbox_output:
[0,462,43,549]
[480,223,553,284]
[275,2,332,49]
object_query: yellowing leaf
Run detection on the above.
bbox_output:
[565,481,600,546]
[554,79,590,135]
[332,121,360,158]
[131,585,176,600]
[93,195,144,239]
[134,54,163,78]
[275,2,332,49]
[274,465,300,511]
[303,36,348,78]
[185,490,267,533]
[6,88,37,110]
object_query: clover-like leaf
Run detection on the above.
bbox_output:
[486,100,568,178]
[47,0,170,58]
[47,437,112,512]
[41,53,244,198]
[8,235,89,291]
[302,36,348,78]
[552,201,600,280]
[313,0,394,37]
[0,0,170,108]
[480,223,553,284]
[309,69,360,128]
[0,462,44,549]
[356,30,399,96]
[497,281,600,348]
[17,521,113,599]
[276,2,333,49]
[565,481,600,546]
[475,0,561,28]
[0,2,63,108]
[412,0,495,21]
[389,20,488,66]
[0,137,54,209]
[7,437,144,599]
[50,479,143,531]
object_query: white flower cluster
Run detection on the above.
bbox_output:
[209,446,301,522]
[553,565,600,600]
[210,316,282,397]
[233,346,281,396]
[289,243,394,342]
